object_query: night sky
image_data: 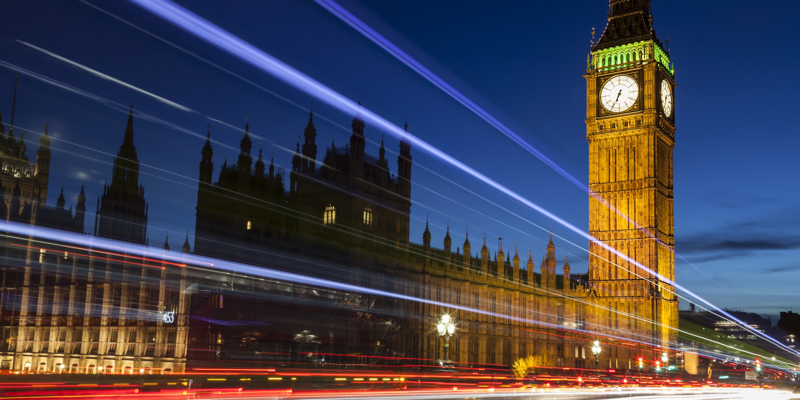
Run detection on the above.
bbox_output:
[0,0,798,318]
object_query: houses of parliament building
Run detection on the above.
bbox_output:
[0,0,677,375]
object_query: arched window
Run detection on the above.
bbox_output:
[246,221,251,230]
[363,205,373,227]
[324,205,336,225]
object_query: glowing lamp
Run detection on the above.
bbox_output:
[437,324,446,335]
[447,324,455,335]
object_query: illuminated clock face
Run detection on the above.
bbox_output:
[660,80,673,117]
[600,75,639,113]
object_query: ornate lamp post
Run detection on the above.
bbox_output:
[591,340,602,371]
[437,314,456,363]
[661,352,669,376]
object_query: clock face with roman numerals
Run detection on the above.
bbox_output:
[600,75,639,113]
[661,79,673,117]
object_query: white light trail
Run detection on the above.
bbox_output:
[18,40,196,113]
[126,0,800,357]
[0,220,682,350]
[313,0,735,301]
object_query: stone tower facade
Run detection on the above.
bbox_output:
[585,0,677,352]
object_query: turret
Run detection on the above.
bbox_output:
[291,136,302,173]
[237,120,253,190]
[497,239,505,277]
[527,248,535,285]
[480,235,489,272]
[350,94,366,178]
[397,119,412,198]
[199,129,214,184]
[301,108,317,173]
[443,222,452,260]
[163,233,170,251]
[462,229,471,269]
[422,216,431,252]
[35,124,51,177]
[563,254,571,290]
[513,244,520,282]
[540,254,548,288]
[182,230,191,253]
[74,185,86,233]
[56,188,65,209]
[255,147,266,178]
[268,156,275,179]
[378,137,387,167]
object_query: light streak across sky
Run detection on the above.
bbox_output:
[0,220,666,350]
[5,218,798,369]
[18,40,196,113]
[126,0,799,357]
[312,0,729,293]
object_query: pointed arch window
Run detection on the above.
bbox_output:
[363,205,373,227]
[324,205,336,225]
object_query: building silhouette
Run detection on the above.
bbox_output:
[194,104,412,263]
[0,0,681,374]
[94,105,149,244]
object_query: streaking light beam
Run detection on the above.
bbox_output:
[127,0,798,357]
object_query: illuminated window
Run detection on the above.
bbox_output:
[39,248,46,263]
[246,221,252,230]
[363,206,373,227]
[324,205,336,225]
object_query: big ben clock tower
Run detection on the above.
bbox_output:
[585,0,677,358]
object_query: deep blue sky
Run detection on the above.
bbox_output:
[0,0,798,318]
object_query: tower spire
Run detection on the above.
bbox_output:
[122,102,135,148]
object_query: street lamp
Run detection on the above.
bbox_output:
[661,352,669,377]
[591,340,601,371]
[436,314,456,364]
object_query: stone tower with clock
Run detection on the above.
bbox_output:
[585,0,676,362]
